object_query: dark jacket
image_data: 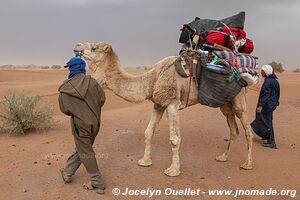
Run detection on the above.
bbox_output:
[58,74,105,136]
[258,73,280,111]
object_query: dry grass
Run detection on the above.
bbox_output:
[0,92,53,135]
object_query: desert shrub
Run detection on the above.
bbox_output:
[41,66,50,69]
[0,92,53,135]
[0,65,13,69]
[51,65,61,69]
[268,61,284,73]
[136,66,149,70]
[293,68,300,73]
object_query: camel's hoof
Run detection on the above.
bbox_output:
[215,154,228,162]
[240,161,253,170]
[138,158,152,167]
[164,167,181,177]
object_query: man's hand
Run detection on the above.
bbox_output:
[256,106,263,113]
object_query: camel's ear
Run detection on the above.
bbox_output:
[103,44,112,53]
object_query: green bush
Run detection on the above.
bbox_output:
[293,68,300,73]
[0,92,53,135]
[269,61,284,73]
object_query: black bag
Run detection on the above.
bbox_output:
[250,112,272,139]
[197,63,247,108]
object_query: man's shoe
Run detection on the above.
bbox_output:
[262,143,277,149]
[83,182,105,194]
[60,168,72,184]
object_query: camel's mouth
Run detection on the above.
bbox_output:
[73,43,95,61]
[73,49,81,54]
[73,49,91,61]
[73,48,83,55]
[73,43,86,55]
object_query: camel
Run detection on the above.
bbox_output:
[73,42,254,177]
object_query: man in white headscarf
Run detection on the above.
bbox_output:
[251,65,280,149]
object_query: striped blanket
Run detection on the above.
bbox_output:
[213,50,257,69]
[212,50,259,85]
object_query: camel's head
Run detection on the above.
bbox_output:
[73,42,114,73]
[73,42,117,88]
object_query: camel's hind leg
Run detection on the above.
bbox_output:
[138,104,165,167]
[215,103,240,162]
[232,89,254,170]
[164,103,181,177]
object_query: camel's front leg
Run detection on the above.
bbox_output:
[164,104,181,177]
[232,91,254,170]
[138,104,165,167]
[238,111,254,170]
[216,104,240,162]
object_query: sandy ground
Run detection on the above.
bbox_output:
[0,69,299,200]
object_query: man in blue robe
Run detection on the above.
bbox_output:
[251,65,280,149]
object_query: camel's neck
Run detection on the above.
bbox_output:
[92,53,157,103]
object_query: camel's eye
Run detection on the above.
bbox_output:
[91,47,97,52]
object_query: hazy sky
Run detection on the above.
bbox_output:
[0,0,299,68]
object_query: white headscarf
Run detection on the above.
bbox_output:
[261,65,273,76]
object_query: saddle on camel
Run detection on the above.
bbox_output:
[176,11,259,107]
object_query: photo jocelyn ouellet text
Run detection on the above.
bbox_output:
[111,187,297,198]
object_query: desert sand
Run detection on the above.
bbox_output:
[0,69,299,199]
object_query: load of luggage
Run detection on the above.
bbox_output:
[177,12,259,107]
[179,12,254,53]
